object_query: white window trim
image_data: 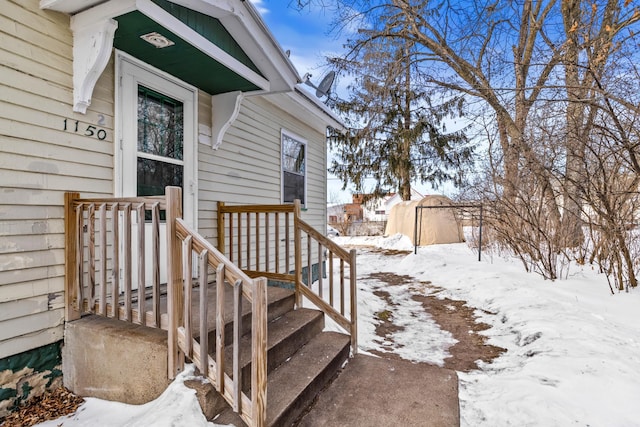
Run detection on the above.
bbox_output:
[115,50,199,228]
[281,129,307,207]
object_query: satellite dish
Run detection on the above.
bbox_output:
[304,71,336,98]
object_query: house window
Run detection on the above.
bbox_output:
[282,130,306,205]
[375,210,385,215]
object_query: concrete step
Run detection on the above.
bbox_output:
[63,285,295,406]
[223,308,325,391]
[213,331,351,427]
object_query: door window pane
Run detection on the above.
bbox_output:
[136,158,183,196]
[137,87,184,160]
[136,85,184,203]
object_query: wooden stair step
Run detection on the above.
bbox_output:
[223,308,325,391]
[193,285,295,351]
[214,331,351,427]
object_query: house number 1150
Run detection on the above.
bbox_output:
[63,118,107,140]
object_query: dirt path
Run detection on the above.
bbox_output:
[361,249,505,373]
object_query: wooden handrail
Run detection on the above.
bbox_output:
[218,200,358,354]
[172,214,268,427]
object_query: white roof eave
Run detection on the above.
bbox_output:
[41,0,301,94]
[293,85,345,131]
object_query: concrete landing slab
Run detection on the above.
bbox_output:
[296,354,459,427]
[62,315,170,405]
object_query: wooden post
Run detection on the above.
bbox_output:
[233,280,243,413]
[166,186,184,379]
[215,264,225,392]
[349,249,358,354]
[99,204,107,316]
[76,205,85,309]
[293,200,302,308]
[229,213,234,263]
[217,201,225,253]
[251,276,268,427]
[199,250,209,378]
[152,203,161,327]
[64,192,81,322]
[88,204,96,309]
[136,203,146,325]
[285,212,290,274]
[183,236,193,358]
[110,203,119,319]
[246,212,250,269]
[123,203,132,321]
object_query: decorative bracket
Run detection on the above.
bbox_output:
[211,91,244,150]
[70,18,118,114]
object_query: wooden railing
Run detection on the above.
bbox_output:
[169,192,268,426]
[65,188,268,426]
[218,200,358,352]
[64,192,169,326]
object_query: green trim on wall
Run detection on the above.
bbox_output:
[0,388,16,401]
[0,342,62,373]
[0,341,63,417]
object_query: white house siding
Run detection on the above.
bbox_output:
[1,0,332,388]
[198,94,328,243]
[1,0,330,362]
[0,1,115,360]
[197,92,328,280]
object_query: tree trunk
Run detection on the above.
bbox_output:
[560,0,587,247]
[400,41,412,201]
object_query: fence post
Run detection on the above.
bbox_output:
[293,200,302,308]
[65,192,81,322]
[414,206,418,254]
[166,186,184,379]
[478,205,483,262]
[252,276,268,427]
[349,248,358,354]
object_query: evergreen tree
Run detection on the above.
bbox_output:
[328,31,474,201]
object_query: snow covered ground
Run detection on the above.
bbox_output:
[335,235,640,427]
[34,365,224,427]
[36,234,640,426]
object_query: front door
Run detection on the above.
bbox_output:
[117,53,197,287]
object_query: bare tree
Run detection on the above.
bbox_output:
[303,0,640,284]
[559,0,640,246]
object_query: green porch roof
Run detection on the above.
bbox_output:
[114,0,263,94]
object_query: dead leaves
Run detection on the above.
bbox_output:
[0,388,84,427]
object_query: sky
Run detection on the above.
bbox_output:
[250,1,456,203]
[35,233,640,426]
[251,1,356,203]
[250,1,342,80]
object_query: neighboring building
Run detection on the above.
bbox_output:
[361,189,424,222]
[344,200,364,222]
[327,203,345,224]
[0,0,342,415]
[327,190,425,225]
[362,188,424,221]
